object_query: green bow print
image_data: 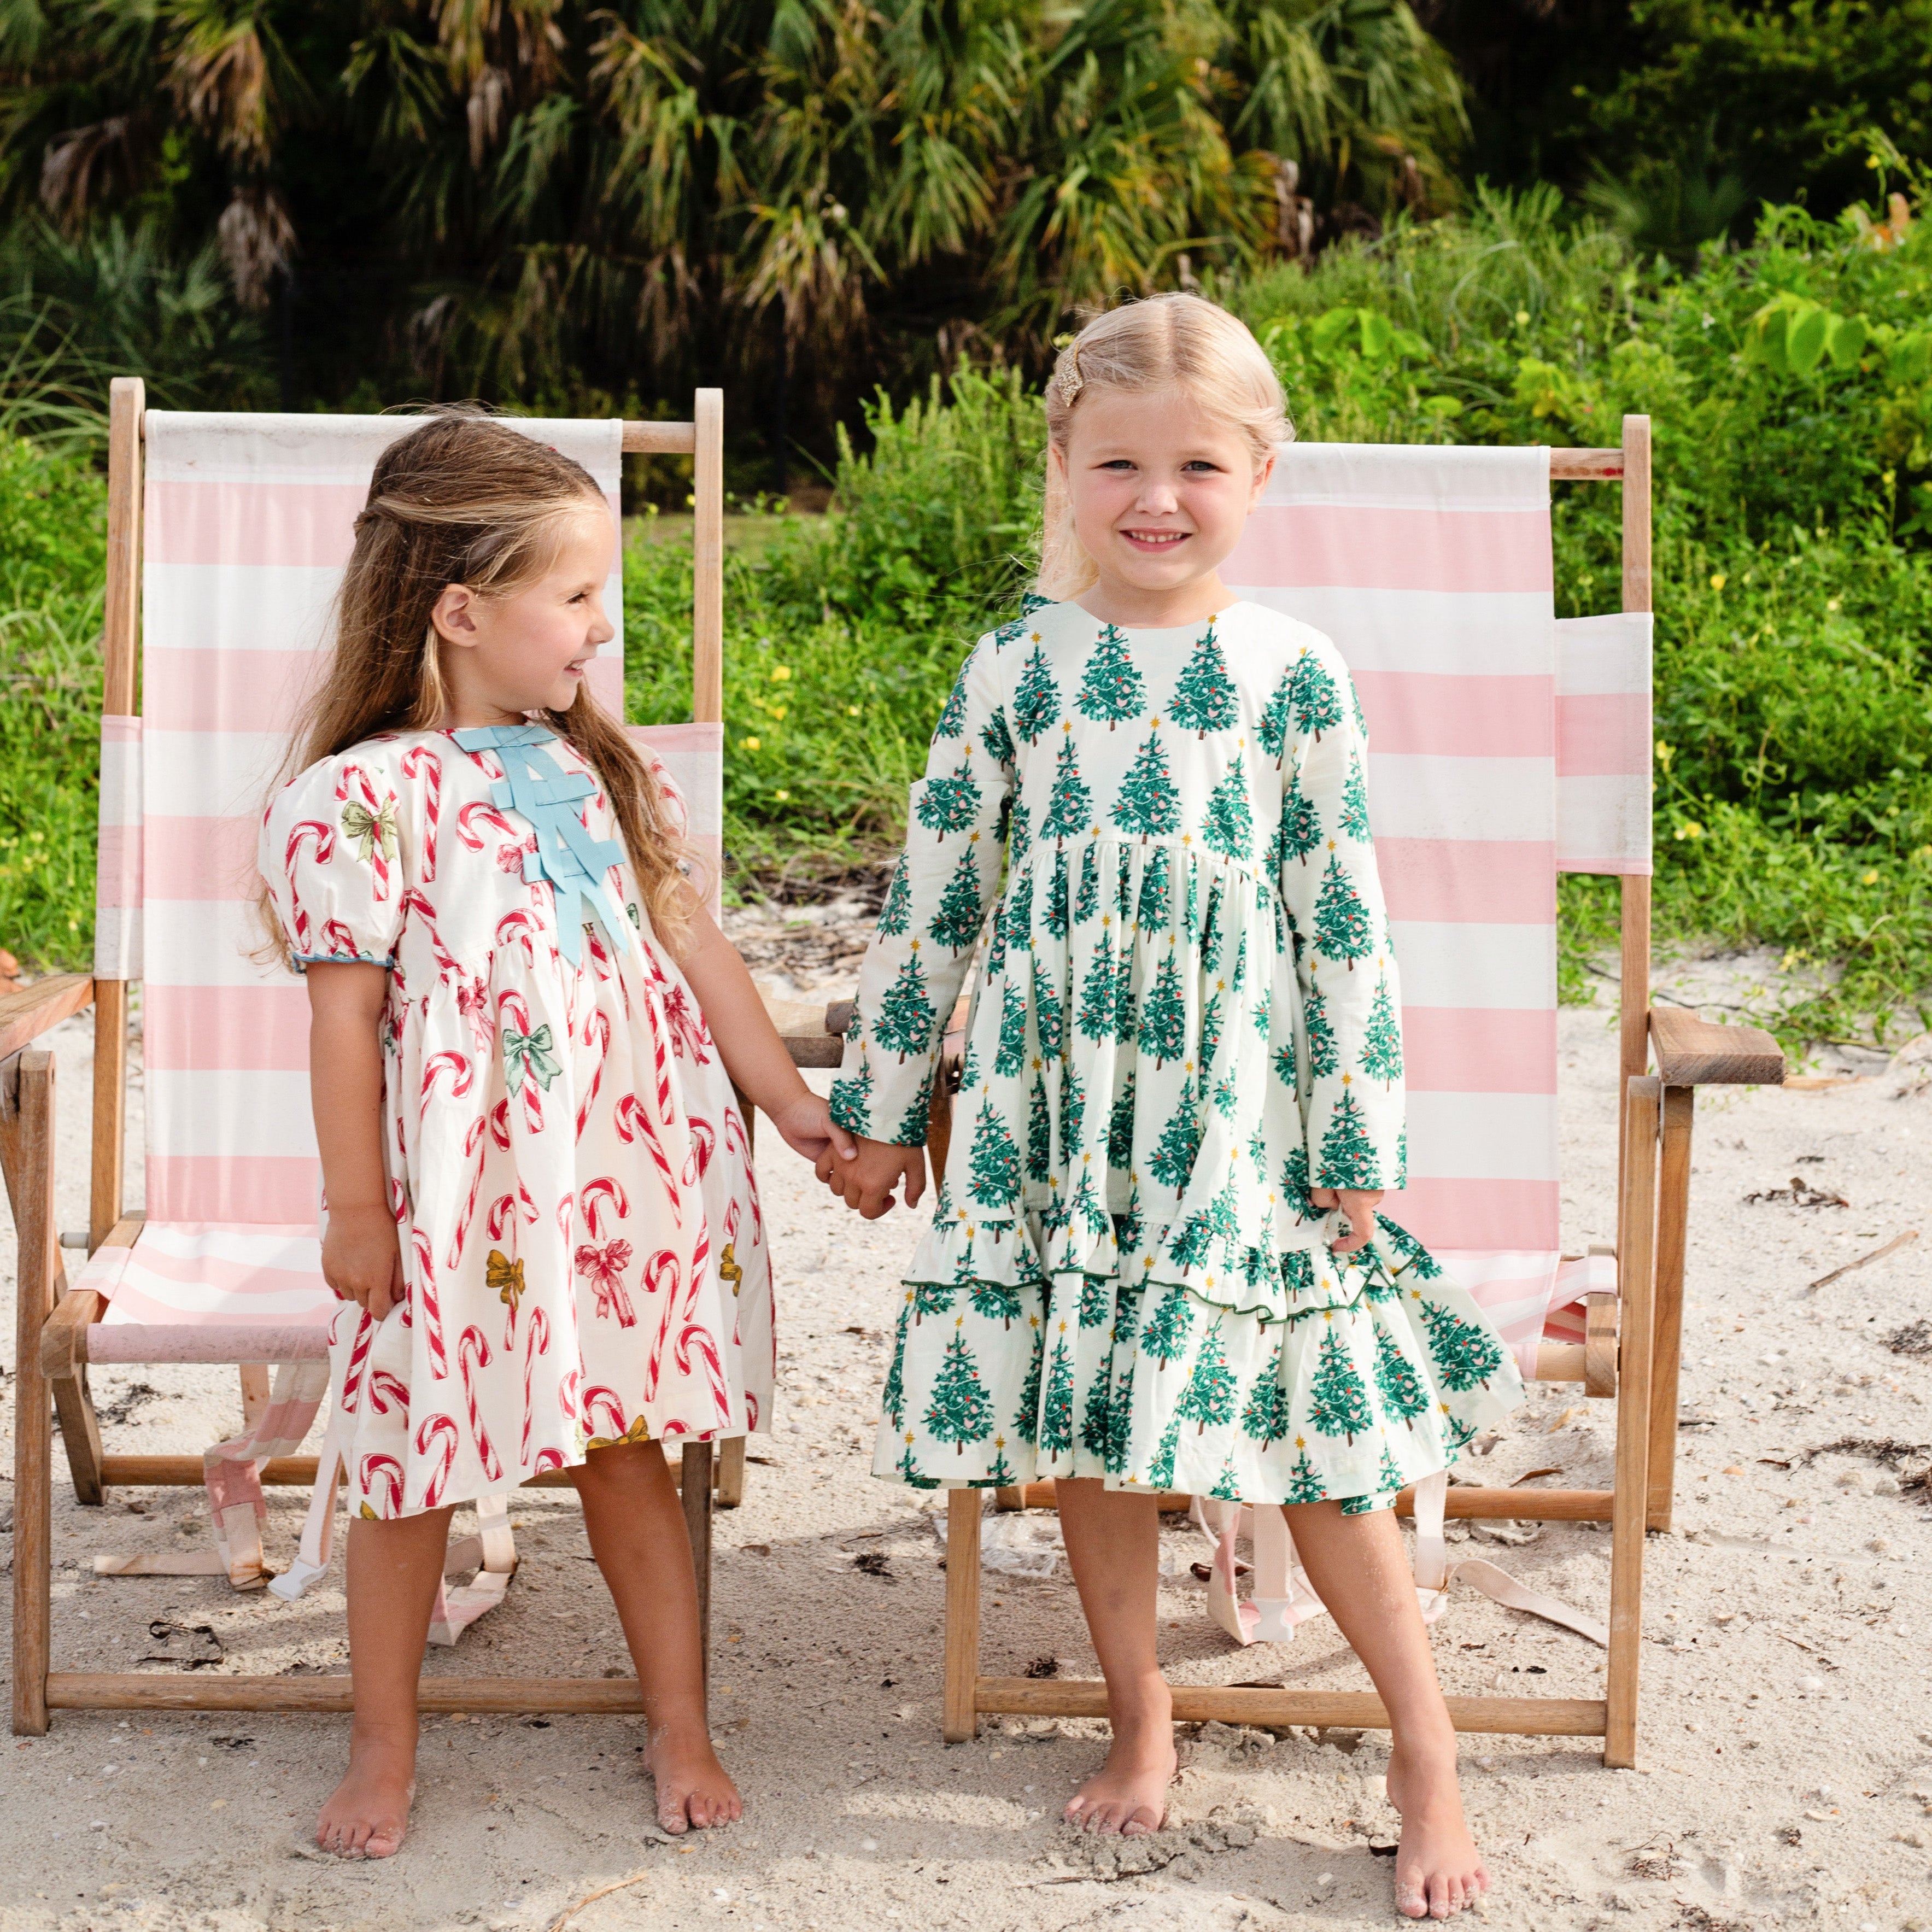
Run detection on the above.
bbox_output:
[340,798,399,863]
[502,1022,562,1096]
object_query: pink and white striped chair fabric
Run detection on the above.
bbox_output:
[75,411,722,1597]
[1223,441,1652,1372]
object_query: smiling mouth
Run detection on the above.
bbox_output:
[1121,529,1190,549]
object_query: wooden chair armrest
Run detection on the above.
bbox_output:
[42,1289,103,1380]
[762,992,851,1069]
[1649,1006,1784,1087]
[0,974,95,1061]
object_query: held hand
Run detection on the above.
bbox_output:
[320,1203,406,1320]
[1309,1186,1383,1257]
[815,1134,926,1219]
[764,1090,858,1169]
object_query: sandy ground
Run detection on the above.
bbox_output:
[2,909,1930,1932]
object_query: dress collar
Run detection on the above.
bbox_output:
[450,720,558,752]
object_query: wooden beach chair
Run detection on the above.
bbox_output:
[928,417,1785,1769]
[3,381,836,1735]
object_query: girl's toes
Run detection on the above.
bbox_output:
[1395,1882,1428,1919]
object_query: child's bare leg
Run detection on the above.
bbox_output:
[1284,1500,1486,1920]
[571,1439,740,1833]
[317,1505,454,1858]
[1055,1478,1173,1836]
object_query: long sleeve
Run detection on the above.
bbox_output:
[831,636,1015,1145]
[1275,640,1406,1192]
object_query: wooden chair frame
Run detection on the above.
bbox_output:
[2,380,846,1734]
[925,417,1787,1769]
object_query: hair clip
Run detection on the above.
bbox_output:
[1055,346,1084,407]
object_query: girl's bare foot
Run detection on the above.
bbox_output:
[315,1727,416,1859]
[1064,1709,1176,1837]
[1386,1738,1489,1918]
[645,1720,742,1834]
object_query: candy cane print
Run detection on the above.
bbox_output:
[558,1366,581,1424]
[336,763,393,900]
[745,1391,760,1432]
[401,743,442,880]
[444,1113,490,1270]
[411,1226,448,1379]
[685,1211,711,1320]
[574,1009,612,1142]
[283,819,335,894]
[339,1310,376,1413]
[488,1097,512,1154]
[674,1321,731,1424]
[580,1384,628,1442]
[555,1190,575,1248]
[456,799,518,852]
[419,1050,473,1125]
[320,917,361,959]
[366,1368,410,1416]
[581,1176,629,1239]
[486,1193,518,1243]
[614,1093,682,1225]
[642,1249,683,1401]
[360,1453,405,1518]
[457,1326,503,1482]
[532,1447,566,1476]
[414,1413,460,1509]
[521,1305,551,1467]
[722,1105,752,1163]
[494,908,539,967]
[682,1115,716,1187]
[659,982,713,1063]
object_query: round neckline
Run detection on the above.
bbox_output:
[1068,598,1254,634]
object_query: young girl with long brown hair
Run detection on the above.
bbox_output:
[259,411,853,1857]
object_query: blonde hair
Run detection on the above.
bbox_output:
[1038,294,1293,601]
[258,408,695,965]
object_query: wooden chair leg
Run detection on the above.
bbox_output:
[49,1357,106,1507]
[1606,1075,1660,1769]
[716,1433,746,1508]
[3,1050,58,1735]
[681,1439,713,1686]
[942,1488,982,1743]
[1648,1086,1694,1530]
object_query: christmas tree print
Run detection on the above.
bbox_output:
[1185,854,1201,933]
[874,948,937,1061]
[1137,843,1172,928]
[1110,726,1182,841]
[1317,1083,1382,1191]
[891,1070,934,1146]
[1396,1127,1408,1188]
[1006,862,1034,946]
[917,758,981,841]
[966,1096,1023,1212]
[1106,1073,1138,1169]
[1419,1298,1504,1392]
[986,896,1009,976]
[1008,799,1033,860]
[1372,1325,1430,1429]
[929,843,985,953]
[910,1282,957,1324]
[993,981,1031,1076]
[1031,958,1064,1057]
[1139,1282,1196,1366]
[1113,944,1139,1042]
[1361,971,1403,1087]
[933,664,970,739]
[1148,1416,1183,1489]
[1240,1345,1291,1447]
[1113,1178,1145,1253]
[980,705,1016,767]
[1075,624,1145,730]
[1373,1439,1404,1495]
[1339,751,1373,842]
[1210,1455,1242,1502]
[923,1323,996,1453]
[877,855,912,936]
[830,1050,876,1135]
[1307,1325,1375,1444]
[1279,1143,1314,1219]
[1103,1357,1136,1473]
[1231,928,1248,992]
[1076,928,1119,1043]
[1027,1072,1052,1183]
[959,1032,982,1093]
[987,1438,1017,1486]
[1250,981,1271,1041]
[1041,729,1092,846]
[1080,1368,1115,1458]
[1011,1317,1045,1442]
[1140,947,1187,1067]
[1199,888,1223,975]
[1040,1330,1075,1455]
[1443,1413,1479,1454]
[897,1436,940,1489]
[1058,1060,1086,1166]
[1043,846,1071,941]
[1258,668,1295,768]
[1304,976,1339,1078]
[1167,1209,1215,1271]
[1013,642,1060,743]
[1068,1160,1109,1239]
[1286,1443,1328,1503]
[1374,1214,1442,1279]
[992,612,1029,651]
[1198,982,1225,1072]
[1201,763,1253,862]
[1211,1068,1237,1119]
[882,1302,911,1427]
[969,1280,1023,1328]
[1169,622,1238,739]
[1148,1075,1203,1197]
[1313,851,1375,968]
[1075,844,1101,923]
[1174,1329,1236,1437]
[1276,765,1323,868]
[1113,848,1135,920]
[1290,648,1343,741]
[1077,1266,1112,1329]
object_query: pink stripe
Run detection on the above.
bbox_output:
[104,713,140,745]
[147,983,310,1071]
[1378,839,1555,924]
[145,648,321,734]
[1355,671,1553,758]
[97,825,140,908]
[126,1240,328,1301]
[146,816,259,901]
[1380,1176,1560,1252]
[1227,505,1554,593]
[146,479,370,567]
[148,1155,319,1225]
[1559,851,1651,878]
[1557,692,1651,777]
[1402,1007,1555,1094]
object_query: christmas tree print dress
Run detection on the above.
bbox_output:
[833,599,1523,1509]
[261,724,771,1521]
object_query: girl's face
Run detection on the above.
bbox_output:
[1056,386,1272,612]
[430,502,616,725]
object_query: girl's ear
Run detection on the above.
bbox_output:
[430,582,479,649]
[1248,449,1277,511]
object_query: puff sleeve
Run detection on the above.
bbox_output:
[260,752,407,972]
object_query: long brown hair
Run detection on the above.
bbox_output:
[259,407,694,963]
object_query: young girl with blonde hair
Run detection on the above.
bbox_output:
[823,296,1523,1919]
[259,411,853,1857]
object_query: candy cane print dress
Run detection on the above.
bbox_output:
[834,598,1524,1510]
[261,723,770,1519]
